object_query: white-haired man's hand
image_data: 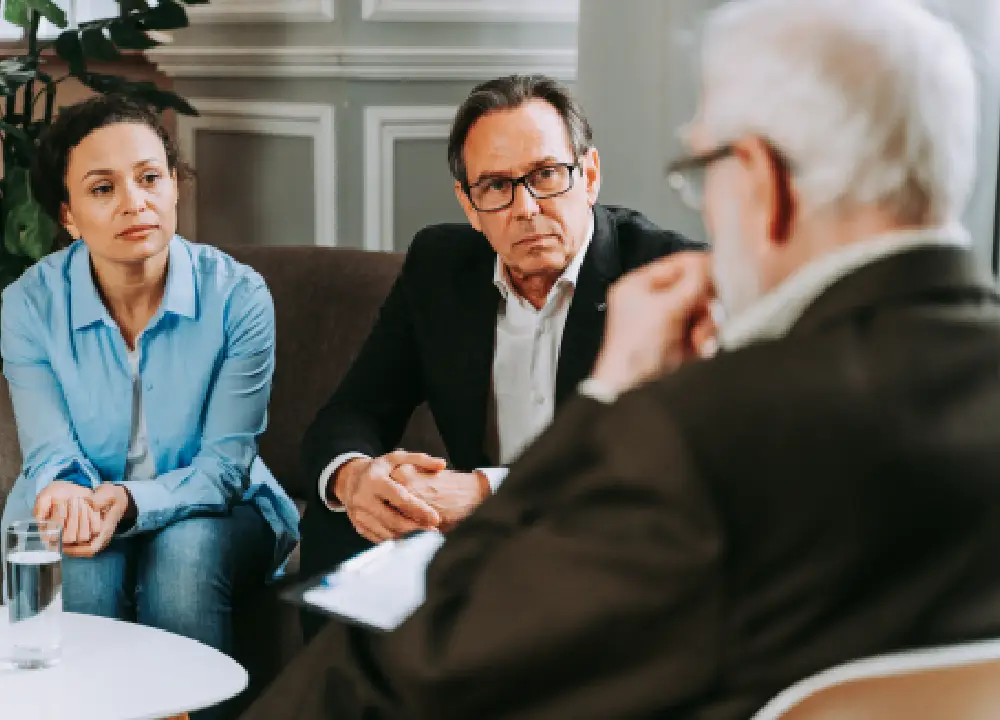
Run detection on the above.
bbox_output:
[590,252,717,397]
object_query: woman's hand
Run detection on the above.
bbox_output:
[63,484,131,559]
[34,480,102,545]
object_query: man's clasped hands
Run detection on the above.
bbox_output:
[332,452,490,543]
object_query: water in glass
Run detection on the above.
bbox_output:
[5,521,62,668]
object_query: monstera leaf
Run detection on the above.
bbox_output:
[3,167,56,261]
[3,0,66,29]
[78,72,197,115]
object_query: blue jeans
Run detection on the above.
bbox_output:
[62,503,273,719]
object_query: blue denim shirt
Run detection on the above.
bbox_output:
[0,236,299,569]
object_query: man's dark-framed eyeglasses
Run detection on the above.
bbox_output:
[464,162,579,213]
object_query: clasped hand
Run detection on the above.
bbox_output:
[33,481,130,558]
[334,451,490,543]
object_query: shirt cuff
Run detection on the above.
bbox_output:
[116,479,170,536]
[474,467,509,494]
[115,486,138,534]
[319,452,370,512]
[577,377,620,405]
[36,459,101,497]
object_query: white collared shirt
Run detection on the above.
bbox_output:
[488,224,593,471]
[320,218,596,508]
[580,222,973,403]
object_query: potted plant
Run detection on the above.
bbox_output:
[0,0,205,290]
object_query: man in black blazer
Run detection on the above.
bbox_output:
[244,1,1000,718]
[299,75,704,584]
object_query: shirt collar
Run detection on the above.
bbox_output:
[159,236,197,320]
[70,235,197,332]
[719,222,972,351]
[493,213,596,303]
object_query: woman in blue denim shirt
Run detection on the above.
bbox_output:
[0,95,299,686]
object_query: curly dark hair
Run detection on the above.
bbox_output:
[31,93,192,224]
[447,74,594,187]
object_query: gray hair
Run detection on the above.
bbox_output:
[701,0,978,225]
[447,75,593,186]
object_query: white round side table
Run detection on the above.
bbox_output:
[0,608,248,719]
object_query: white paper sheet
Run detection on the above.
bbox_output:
[301,530,446,631]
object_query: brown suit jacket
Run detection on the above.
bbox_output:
[244,245,1000,719]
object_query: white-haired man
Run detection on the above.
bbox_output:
[242,1,1000,718]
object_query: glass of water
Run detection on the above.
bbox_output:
[4,520,62,668]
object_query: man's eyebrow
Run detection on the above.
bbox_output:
[470,157,564,184]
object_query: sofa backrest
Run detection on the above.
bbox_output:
[0,380,20,511]
[224,245,446,501]
[0,245,446,513]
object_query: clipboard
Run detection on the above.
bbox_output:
[279,530,446,633]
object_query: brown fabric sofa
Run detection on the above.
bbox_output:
[0,245,445,715]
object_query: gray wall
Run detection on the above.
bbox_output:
[578,0,1000,265]
[150,0,579,251]
[578,0,722,247]
[944,0,1000,267]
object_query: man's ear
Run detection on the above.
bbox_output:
[60,203,80,241]
[581,146,601,206]
[732,135,795,245]
[454,181,482,233]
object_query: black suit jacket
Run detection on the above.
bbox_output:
[250,244,1000,720]
[302,204,701,485]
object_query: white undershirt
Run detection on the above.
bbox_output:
[320,218,596,509]
[124,346,156,483]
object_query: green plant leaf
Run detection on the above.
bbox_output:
[0,56,39,96]
[2,0,29,26]
[54,30,86,75]
[29,0,66,27]
[0,119,32,158]
[3,168,56,261]
[27,0,67,29]
[128,86,198,116]
[68,4,185,58]
[4,0,67,28]
[0,251,33,292]
[107,20,158,51]
[77,72,199,115]
[135,0,188,31]
[3,166,30,206]
[4,200,56,259]
[0,56,34,74]
[81,26,121,61]
[117,0,151,11]
[75,71,126,93]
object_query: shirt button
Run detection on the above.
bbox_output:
[532,393,544,405]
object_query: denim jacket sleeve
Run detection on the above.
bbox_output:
[1,286,103,498]
[117,276,276,536]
